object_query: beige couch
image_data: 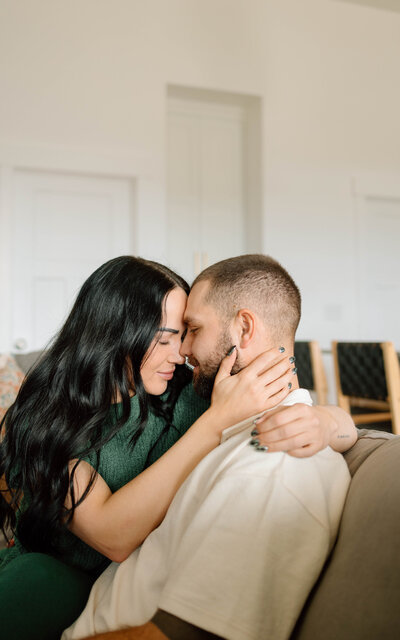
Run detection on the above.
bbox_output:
[292,428,400,639]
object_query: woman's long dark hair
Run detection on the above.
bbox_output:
[0,256,190,554]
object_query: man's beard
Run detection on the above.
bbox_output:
[192,330,243,399]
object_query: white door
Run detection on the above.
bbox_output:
[357,195,400,349]
[10,170,133,352]
[166,98,246,284]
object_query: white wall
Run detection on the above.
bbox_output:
[1,0,400,370]
[262,0,400,351]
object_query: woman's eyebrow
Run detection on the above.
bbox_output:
[158,327,179,335]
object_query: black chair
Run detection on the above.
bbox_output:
[332,341,400,434]
[294,341,328,405]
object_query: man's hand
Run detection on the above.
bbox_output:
[252,404,357,457]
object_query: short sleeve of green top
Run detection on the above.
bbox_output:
[2,384,209,577]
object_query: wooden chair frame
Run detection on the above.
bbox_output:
[309,341,328,405]
[332,341,400,435]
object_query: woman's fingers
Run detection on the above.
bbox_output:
[259,429,316,452]
[213,346,237,385]
[260,384,292,411]
[211,347,297,424]
[256,357,296,388]
[256,370,293,407]
[252,404,331,456]
[287,444,320,458]
[256,405,316,437]
[243,347,290,377]
[238,369,293,414]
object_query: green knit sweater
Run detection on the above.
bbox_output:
[0,384,209,576]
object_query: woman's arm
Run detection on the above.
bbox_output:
[67,409,228,563]
[316,405,358,452]
[68,347,295,562]
[252,404,357,457]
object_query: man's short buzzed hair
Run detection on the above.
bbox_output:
[192,254,301,341]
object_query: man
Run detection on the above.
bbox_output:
[181,254,356,457]
[64,255,353,640]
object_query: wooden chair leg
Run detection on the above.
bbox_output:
[310,341,328,405]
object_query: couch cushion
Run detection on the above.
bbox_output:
[293,436,400,640]
[343,427,398,476]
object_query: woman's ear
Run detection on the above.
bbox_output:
[234,309,256,349]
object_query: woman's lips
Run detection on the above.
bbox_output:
[158,371,175,380]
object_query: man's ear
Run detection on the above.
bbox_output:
[234,309,256,349]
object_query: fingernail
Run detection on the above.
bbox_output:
[256,445,269,452]
[288,382,292,390]
[292,367,298,375]
[251,428,259,437]
[289,356,296,364]
[279,346,285,353]
[249,439,260,446]
[226,345,236,356]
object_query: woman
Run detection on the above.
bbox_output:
[0,256,293,640]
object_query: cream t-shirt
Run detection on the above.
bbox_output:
[63,389,351,640]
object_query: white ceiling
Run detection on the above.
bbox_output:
[335,0,400,13]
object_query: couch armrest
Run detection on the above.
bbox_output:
[293,436,400,640]
[343,427,398,477]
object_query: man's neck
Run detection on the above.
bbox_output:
[256,340,299,391]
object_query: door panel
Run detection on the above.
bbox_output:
[167,98,246,284]
[200,115,244,266]
[11,170,133,352]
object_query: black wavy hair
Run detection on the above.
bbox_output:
[0,255,190,554]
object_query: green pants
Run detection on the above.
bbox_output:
[0,548,94,640]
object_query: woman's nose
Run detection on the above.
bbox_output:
[173,351,185,365]
[169,343,185,364]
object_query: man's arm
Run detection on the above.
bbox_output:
[253,404,357,457]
